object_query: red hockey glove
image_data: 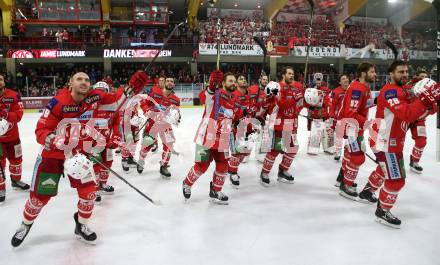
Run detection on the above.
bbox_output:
[208,70,224,91]
[127,71,149,95]
[107,134,122,149]
[419,83,440,108]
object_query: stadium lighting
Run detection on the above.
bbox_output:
[388,0,398,3]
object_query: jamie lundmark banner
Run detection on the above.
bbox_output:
[198,43,264,56]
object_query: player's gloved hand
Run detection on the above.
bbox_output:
[126,71,149,95]
[208,70,224,91]
[107,134,122,149]
[44,133,65,150]
[419,83,440,107]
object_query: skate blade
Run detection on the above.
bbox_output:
[209,199,229,205]
[260,180,270,187]
[357,198,376,205]
[183,198,191,204]
[230,183,240,190]
[334,182,341,187]
[339,191,358,201]
[375,218,401,229]
[277,178,294,184]
[160,175,171,180]
[410,167,422,174]
[75,235,97,245]
[12,187,30,192]
[100,191,114,196]
[307,152,318,156]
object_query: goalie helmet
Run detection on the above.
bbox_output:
[93,81,110,92]
[265,81,280,96]
[313,72,323,82]
[0,118,10,136]
[304,87,322,107]
[412,78,436,96]
[64,153,93,180]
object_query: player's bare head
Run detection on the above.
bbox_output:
[357,63,376,83]
[260,75,269,87]
[69,72,91,96]
[282,66,294,84]
[237,74,248,88]
[416,69,428,80]
[159,76,166,88]
[339,74,349,88]
[388,60,408,86]
[222,72,236,92]
[165,76,175,90]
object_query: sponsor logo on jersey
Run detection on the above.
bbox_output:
[390,138,397,146]
[385,89,397,99]
[78,110,93,120]
[62,105,80,113]
[84,94,101,104]
[1,97,14,103]
[351,90,361,100]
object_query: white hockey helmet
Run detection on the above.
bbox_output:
[93,81,110,92]
[313,72,324,82]
[64,153,94,180]
[265,81,280,96]
[304,87,322,107]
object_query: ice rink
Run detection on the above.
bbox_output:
[1,107,440,265]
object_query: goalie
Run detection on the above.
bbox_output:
[304,73,333,155]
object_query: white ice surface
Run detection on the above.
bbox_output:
[1,107,440,265]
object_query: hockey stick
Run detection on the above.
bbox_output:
[385,40,399,61]
[88,154,161,205]
[253,36,268,77]
[432,0,440,162]
[214,17,222,120]
[303,0,315,88]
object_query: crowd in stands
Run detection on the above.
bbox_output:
[112,63,197,85]
[4,15,435,51]
[198,16,269,45]
[196,16,435,51]
[15,64,103,97]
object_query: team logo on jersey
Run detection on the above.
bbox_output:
[351,90,361,100]
[62,105,81,113]
[385,89,397,99]
[46,98,59,110]
[390,138,397,146]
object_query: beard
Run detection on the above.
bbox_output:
[225,85,235,92]
[165,86,174,90]
[395,78,406,87]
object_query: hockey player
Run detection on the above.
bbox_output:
[137,76,181,179]
[304,73,332,155]
[329,74,350,161]
[404,70,437,173]
[10,71,148,247]
[336,63,376,199]
[227,74,259,188]
[358,61,440,227]
[182,71,239,204]
[0,73,29,204]
[90,81,118,203]
[249,75,270,163]
[259,67,304,186]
